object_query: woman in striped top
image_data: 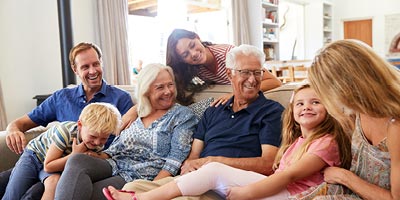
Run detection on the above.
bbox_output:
[167,29,282,106]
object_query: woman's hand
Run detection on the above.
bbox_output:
[210,93,233,107]
[323,166,347,184]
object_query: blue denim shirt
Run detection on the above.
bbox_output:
[104,104,198,182]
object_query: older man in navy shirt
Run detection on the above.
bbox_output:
[0,42,133,199]
[120,44,284,199]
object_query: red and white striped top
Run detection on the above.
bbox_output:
[198,44,235,84]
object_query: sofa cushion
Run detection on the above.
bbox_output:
[188,97,215,119]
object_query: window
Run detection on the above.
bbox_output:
[127,0,231,84]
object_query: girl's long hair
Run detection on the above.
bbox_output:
[273,84,352,170]
[166,29,214,105]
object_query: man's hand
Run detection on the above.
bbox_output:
[6,130,27,154]
[180,158,209,174]
[5,115,38,154]
[71,138,88,154]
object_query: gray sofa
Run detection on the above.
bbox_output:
[0,84,296,172]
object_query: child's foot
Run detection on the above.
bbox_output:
[103,186,137,200]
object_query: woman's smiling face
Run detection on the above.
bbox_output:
[175,38,207,65]
[147,70,176,111]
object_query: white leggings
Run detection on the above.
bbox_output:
[175,162,290,199]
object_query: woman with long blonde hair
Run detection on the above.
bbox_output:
[307,39,400,199]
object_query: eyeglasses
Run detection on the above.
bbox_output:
[231,69,264,79]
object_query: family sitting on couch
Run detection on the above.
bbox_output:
[1,36,398,200]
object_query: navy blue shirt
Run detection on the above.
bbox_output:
[194,91,284,158]
[28,80,134,148]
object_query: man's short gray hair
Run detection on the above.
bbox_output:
[225,44,265,69]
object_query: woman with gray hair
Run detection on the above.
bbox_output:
[54,63,198,200]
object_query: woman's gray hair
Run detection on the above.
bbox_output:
[225,44,265,69]
[136,63,176,117]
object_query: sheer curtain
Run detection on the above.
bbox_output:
[231,0,251,45]
[96,0,130,85]
[0,81,7,130]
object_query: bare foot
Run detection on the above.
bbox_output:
[107,186,136,200]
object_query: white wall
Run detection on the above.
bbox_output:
[247,0,263,49]
[0,0,97,124]
[332,0,400,56]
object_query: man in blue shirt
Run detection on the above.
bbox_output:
[0,42,133,199]
[118,44,284,199]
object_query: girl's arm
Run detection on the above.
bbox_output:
[323,121,400,200]
[227,153,327,200]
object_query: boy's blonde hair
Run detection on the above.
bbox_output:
[273,84,352,170]
[79,102,122,135]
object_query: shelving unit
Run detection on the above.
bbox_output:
[323,2,333,45]
[304,1,333,59]
[262,0,280,60]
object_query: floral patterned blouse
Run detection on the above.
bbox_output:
[104,104,198,182]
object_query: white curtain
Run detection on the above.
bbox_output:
[0,81,7,130]
[231,0,251,45]
[96,0,131,85]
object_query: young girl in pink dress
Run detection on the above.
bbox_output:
[103,84,352,200]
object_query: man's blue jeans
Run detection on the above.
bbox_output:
[2,150,44,200]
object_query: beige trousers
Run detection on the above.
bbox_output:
[122,176,224,200]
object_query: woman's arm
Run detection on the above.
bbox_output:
[153,169,173,181]
[117,105,138,134]
[164,108,198,176]
[260,70,282,92]
[323,121,400,200]
[227,153,327,200]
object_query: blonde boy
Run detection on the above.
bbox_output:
[2,103,121,200]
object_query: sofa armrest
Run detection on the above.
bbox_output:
[0,126,48,172]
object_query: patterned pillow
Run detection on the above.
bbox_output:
[188,97,214,119]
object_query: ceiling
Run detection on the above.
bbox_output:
[127,0,222,17]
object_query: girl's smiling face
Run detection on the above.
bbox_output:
[293,88,327,134]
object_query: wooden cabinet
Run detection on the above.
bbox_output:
[262,0,280,60]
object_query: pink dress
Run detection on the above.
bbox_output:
[276,134,341,195]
